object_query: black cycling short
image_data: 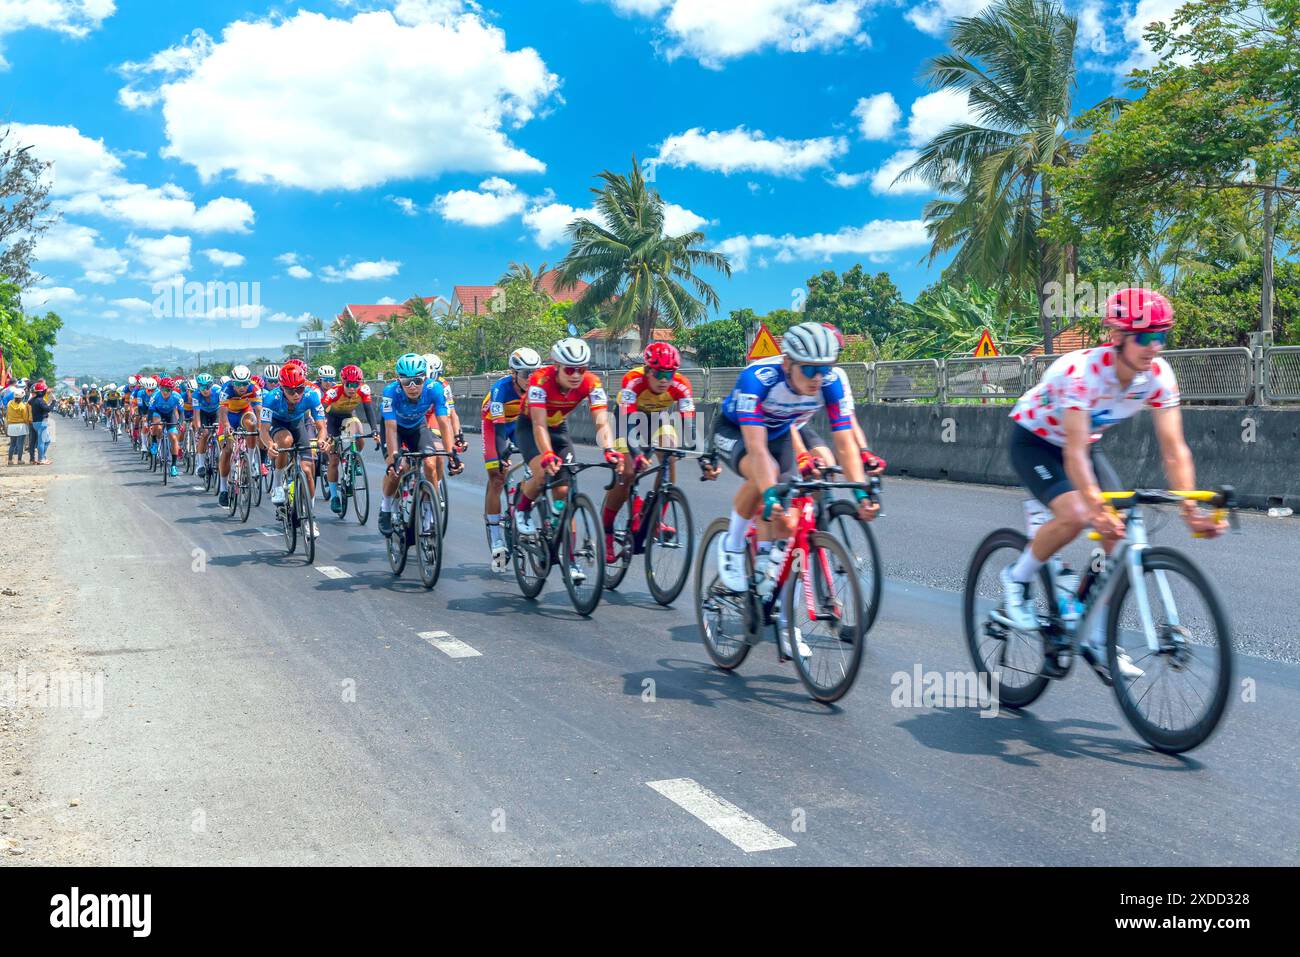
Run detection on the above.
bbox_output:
[516,421,575,466]
[709,417,795,479]
[104,398,122,409]
[326,411,366,439]
[395,422,438,455]
[269,416,316,452]
[1009,425,1122,506]
[198,409,218,428]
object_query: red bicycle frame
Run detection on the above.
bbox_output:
[748,492,839,624]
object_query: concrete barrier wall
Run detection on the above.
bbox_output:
[456,396,1300,511]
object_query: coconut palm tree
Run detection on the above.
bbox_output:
[497,262,550,293]
[554,157,731,350]
[331,313,364,347]
[901,280,1041,356]
[900,0,1082,351]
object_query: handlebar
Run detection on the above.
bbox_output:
[1098,485,1239,533]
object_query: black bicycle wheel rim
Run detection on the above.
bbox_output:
[603,499,632,590]
[693,520,753,670]
[785,532,865,703]
[962,528,1053,709]
[438,474,450,534]
[238,457,253,522]
[414,480,443,589]
[281,472,297,554]
[511,499,549,600]
[387,481,410,575]
[560,494,604,616]
[1106,547,1233,753]
[351,453,370,525]
[644,486,693,606]
[824,500,884,633]
[299,472,315,564]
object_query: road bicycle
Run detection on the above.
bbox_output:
[385,450,455,588]
[181,422,196,474]
[333,428,373,525]
[694,474,878,703]
[198,427,220,493]
[277,443,320,564]
[963,487,1238,753]
[813,469,885,634]
[603,446,702,606]
[225,430,261,523]
[108,411,121,442]
[508,457,619,616]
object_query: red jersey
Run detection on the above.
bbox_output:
[521,366,608,428]
[322,383,373,415]
[618,366,695,419]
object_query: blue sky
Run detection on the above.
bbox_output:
[7,0,1173,350]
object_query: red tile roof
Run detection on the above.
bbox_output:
[337,296,445,326]
[536,269,590,303]
[1028,323,1099,356]
[582,327,676,342]
[452,270,594,316]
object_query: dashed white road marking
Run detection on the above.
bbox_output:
[646,778,795,853]
[418,631,481,659]
[192,485,206,491]
[316,565,351,579]
[258,526,280,537]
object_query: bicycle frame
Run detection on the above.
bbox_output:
[527,461,618,561]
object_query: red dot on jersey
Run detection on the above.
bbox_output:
[1067,365,1076,374]
[1091,365,1099,374]
[1035,428,1048,436]
[1102,351,1114,366]
[1046,415,1058,426]
[1026,408,1035,419]
[1012,412,1021,420]
[1151,388,1162,400]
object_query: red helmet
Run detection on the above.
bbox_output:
[158,377,174,390]
[1105,287,1174,332]
[643,342,681,372]
[341,364,364,384]
[285,357,307,371]
[279,365,307,389]
[251,375,265,389]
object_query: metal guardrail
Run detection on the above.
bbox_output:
[1265,346,1300,401]
[440,348,1300,406]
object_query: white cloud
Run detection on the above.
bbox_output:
[387,195,419,216]
[276,251,301,265]
[33,221,128,284]
[714,218,928,271]
[1077,1,1110,58]
[521,196,710,247]
[111,296,155,317]
[662,202,710,235]
[320,259,401,282]
[21,284,82,310]
[0,0,115,69]
[128,234,192,281]
[905,0,994,37]
[287,265,313,279]
[852,92,900,140]
[654,126,846,176]
[376,296,400,305]
[434,177,527,226]
[829,171,868,188]
[1118,0,1185,73]
[120,10,558,190]
[265,311,313,324]
[870,149,930,195]
[602,0,871,67]
[202,248,245,268]
[11,122,253,232]
[906,88,979,146]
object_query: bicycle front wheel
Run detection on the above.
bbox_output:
[414,479,443,589]
[511,500,550,600]
[1106,546,1232,753]
[280,475,297,555]
[820,500,883,633]
[603,501,632,591]
[785,532,865,703]
[238,453,254,523]
[561,494,604,616]
[693,519,754,670]
[644,486,693,606]
[351,452,371,525]
[386,485,410,575]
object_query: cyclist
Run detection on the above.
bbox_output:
[263,364,281,390]
[482,347,542,570]
[261,363,327,537]
[85,383,101,424]
[102,383,123,430]
[322,364,380,515]
[191,374,222,477]
[794,324,887,480]
[147,377,185,476]
[999,287,1227,676]
[422,353,468,483]
[711,321,879,594]
[216,365,262,508]
[316,364,337,392]
[601,342,697,563]
[378,353,460,537]
[514,338,622,583]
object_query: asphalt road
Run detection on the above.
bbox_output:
[19,421,1300,865]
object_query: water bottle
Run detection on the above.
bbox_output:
[758,541,787,599]
[1055,563,1081,625]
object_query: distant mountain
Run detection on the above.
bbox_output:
[53,331,277,380]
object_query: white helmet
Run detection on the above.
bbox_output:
[231,364,252,383]
[317,364,336,380]
[127,375,138,386]
[220,375,231,384]
[422,353,444,379]
[509,347,542,372]
[781,322,841,364]
[143,376,158,389]
[187,378,198,390]
[263,363,281,381]
[107,383,117,390]
[550,337,591,367]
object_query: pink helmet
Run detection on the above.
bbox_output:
[1105,287,1174,332]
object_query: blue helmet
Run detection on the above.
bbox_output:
[395,353,428,379]
[196,373,214,388]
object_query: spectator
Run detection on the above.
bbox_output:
[6,388,32,465]
[30,381,52,465]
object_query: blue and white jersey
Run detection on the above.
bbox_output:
[720,357,853,439]
[259,386,325,424]
[148,390,185,417]
[194,384,223,413]
[381,379,449,430]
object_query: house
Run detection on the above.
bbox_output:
[334,295,448,338]
[450,269,594,317]
[1028,323,1099,356]
[582,327,699,369]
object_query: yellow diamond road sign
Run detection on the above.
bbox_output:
[973,329,999,358]
[747,323,781,362]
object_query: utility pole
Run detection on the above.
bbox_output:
[1261,176,1275,338]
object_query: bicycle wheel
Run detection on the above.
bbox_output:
[202,448,215,492]
[561,493,605,616]
[299,473,316,564]
[386,482,410,575]
[437,471,450,534]
[238,452,255,522]
[693,519,755,670]
[603,500,632,590]
[161,442,170,485]
[1106,546,1232,753]
[644,486,693,606]
[414,479,443,589]
[250,452,263,508]
[351,452,370,525]
[821,499,884,633]
[962,528,1055,709]
[280,472,297,555]
[511,500,550,600]
[783,532,865,703]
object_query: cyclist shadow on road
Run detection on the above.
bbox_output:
[620,659,826,714]
[894,709,1202,771]
[309,573,443,595]
[443,590,611,622]
[207,550,317,570]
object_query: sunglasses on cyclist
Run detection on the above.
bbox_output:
[649,369,674,381]
[800,364,833,379]
[561,366,588,376]
[283,386,305,396]
[398,375,425,387]
[1131,330,1167,347]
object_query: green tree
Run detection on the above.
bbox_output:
[555,157,732,350]
[0,280,61,379]
[678,315,747,367]
[902,280,1041,356]
[902,0,1084,350]
[0,127,54,290]
[1172,259,1300,347]
[443,278,568,373]
[497,261,550,291]
[803,266,907,340]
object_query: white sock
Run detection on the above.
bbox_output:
[218,475,227,492]
[724,509,751,551]
[381,494,394,510]
[1011,547,1044,583]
